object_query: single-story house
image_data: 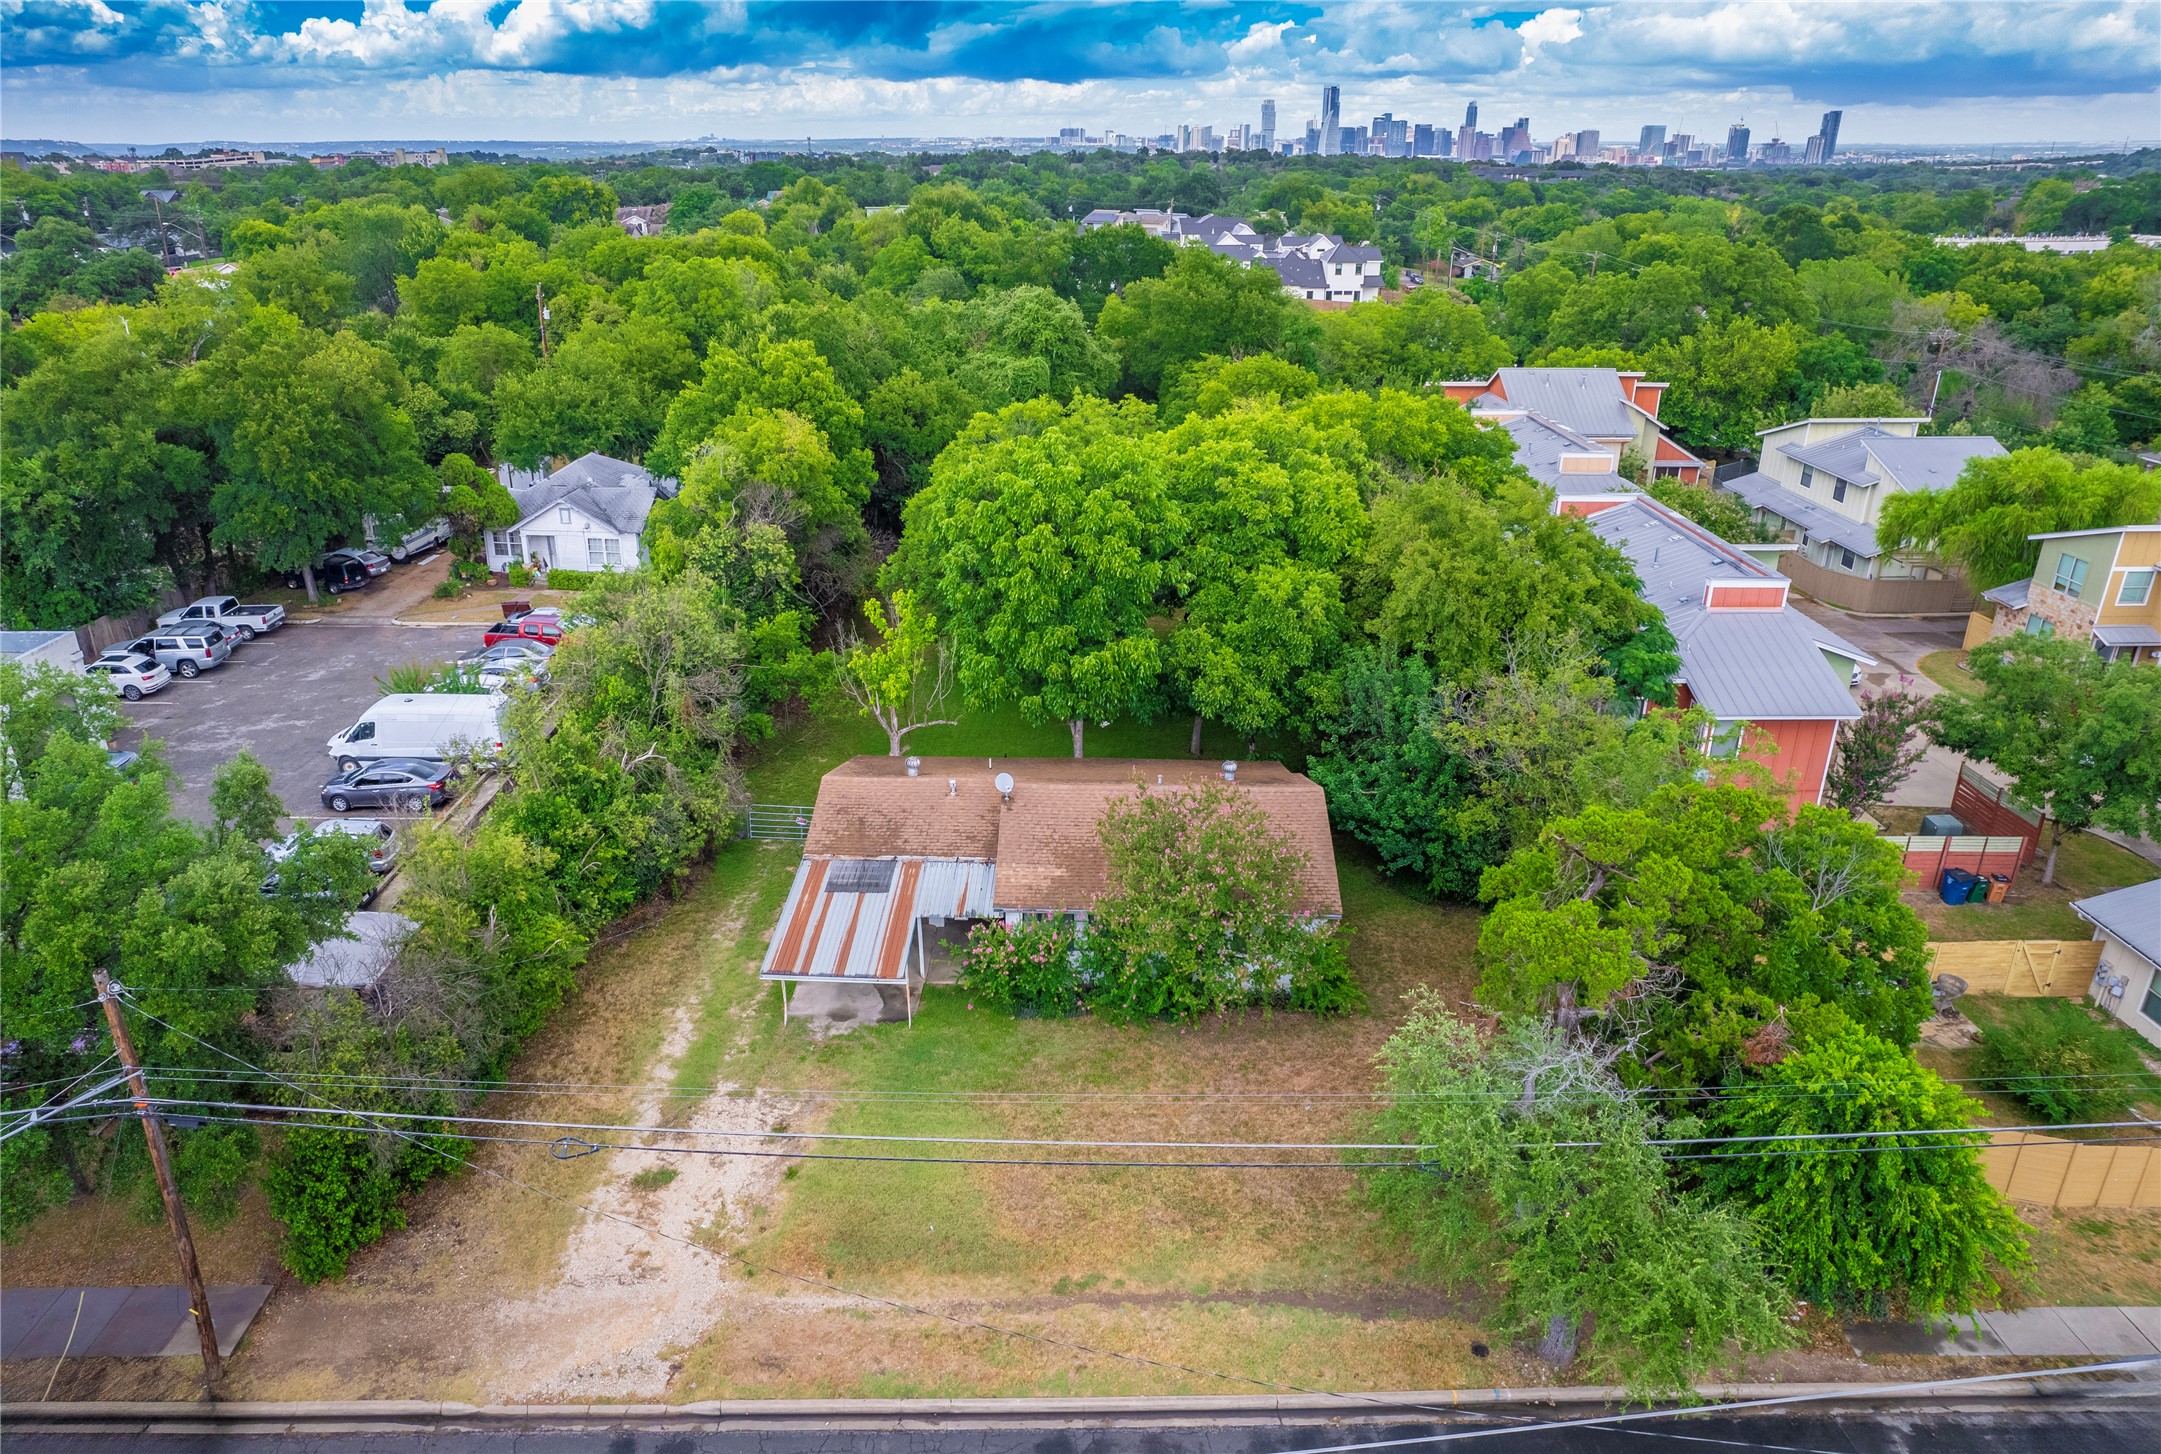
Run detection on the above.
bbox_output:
[1582,494,1876,814]
[1,629,85,674]
[487,452,669,574]
[1493,410,1639,512]
[2072,878,2161,1048]
[285,911,417,990]
[1980,523,2161,664]
[1437,368,1706,483]
[759,757,1342,1023]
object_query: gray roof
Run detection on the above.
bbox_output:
[1266,255,1332,291]
[1497,411,1610,485]
[1864,434,2006,491]
[1720,470,1883,557]
[2073,878,2161,967]
[510,452,661,537]
[1982,577,2033,609]
[1777,430,1885,484]
[1587,496,1869,721]
[2093,623,2161,648]
[0,629,76,656]
[1478,368,1637,438]
[1329,244,1383,264]
[285,912,416,990]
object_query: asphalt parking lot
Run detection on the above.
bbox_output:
[114,619,462,827]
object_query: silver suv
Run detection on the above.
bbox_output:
[115,628,233,679]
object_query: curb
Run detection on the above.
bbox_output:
[5,1377,2142,1425]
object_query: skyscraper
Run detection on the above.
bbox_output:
[1413,123,1435,157]
[1319,85,1341,154]
[1815,109,1842,160]
[1638,124,1666,155]
[1464,101,1478,130]
[1727,122,1751,161]
[1261,99,1277,153]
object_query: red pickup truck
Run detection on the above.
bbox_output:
[481,617,566,649]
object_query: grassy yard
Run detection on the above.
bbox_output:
[1915,648,1984,698]
[1875,806,2157,942]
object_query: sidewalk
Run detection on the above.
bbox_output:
[1848,1306,2161,1358]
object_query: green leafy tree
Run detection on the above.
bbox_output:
[863,366,980,517]
[889,399,1178,756]
[0,661,120,795]
[648,335,875,494]
[1061,222,1177,319]
[1811,381,1915,419]
[492,316,698,469]
[1313,288,1514,390]
[195,309,436,601]
[207,749,283,847]
[1370,996,1791,1393]
[835,589,955,756]
[1877,449,2161,591]
[1824,682,1930,812]
[1094,247,1316,398]
[1643,478,1774,545]
[1701,1022,2031,1317]
[1084,780,1355,1021]
[1927,637,2161,884]
[1158,354,1319,425]
[437,452,520,558]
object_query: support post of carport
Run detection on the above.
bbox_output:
[912,916,927,1026]
[780,980,789,1025]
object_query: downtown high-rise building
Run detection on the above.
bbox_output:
[1815,109,1842,160]
[1261,99,1277,153]
[1319,85,1341,154]
[1638,124,1666,155]
[1727,122,1751,161]
[1465,100,1479,130]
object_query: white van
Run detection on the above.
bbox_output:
[327,693,505,771]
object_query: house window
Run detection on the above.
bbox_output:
[1839,547,1858,571]
[1831,478,1848,503]
[586,537,622,568]
[2024,615,2054,638]
[508,530,523,560]
[2120,569,2154,607]
[1798,466,1815,490]
[558,506,573,525]
[2143,973,2161,1026]
[1706,719,1746,759]
[2052,553,2090,598]
[489,530,510,557]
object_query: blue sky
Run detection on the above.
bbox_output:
[1,2,2153,145]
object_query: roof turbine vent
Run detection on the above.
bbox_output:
[905,755,921,777]
[1222,760,1239,783]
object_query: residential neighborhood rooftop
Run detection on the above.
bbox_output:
[2073,878,2161,969]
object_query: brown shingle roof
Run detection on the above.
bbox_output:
[800,757,1342,916]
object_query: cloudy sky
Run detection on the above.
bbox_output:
[2,1,2154,147]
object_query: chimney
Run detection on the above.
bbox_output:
[905,755,920,777]
[1222,760,1239,783]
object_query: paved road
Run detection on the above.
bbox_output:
[112,620,461,827]
[10,1404,2161,1452]
[1792,599,1967,808]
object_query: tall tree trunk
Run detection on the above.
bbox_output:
[2042,818,2064,887]
[1189,713,1204,757]
[196,521,217,594]
[1069,718,1084,758]
[301,563,320,605]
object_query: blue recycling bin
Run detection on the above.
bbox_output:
[1940,868,1979,905]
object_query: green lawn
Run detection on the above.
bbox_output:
[1916,648,1984,698]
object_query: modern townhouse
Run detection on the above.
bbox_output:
[1978,523,2161,664]
[1437,367,1706,483]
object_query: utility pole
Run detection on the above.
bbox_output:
[92,971,221,1389]
[535,283,551,359]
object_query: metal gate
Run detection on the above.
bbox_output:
[741,803,813,840]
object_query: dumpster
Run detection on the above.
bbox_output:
[1940,868,1979,905]
[1986,873,2011,904]
[1921,812,1967,837]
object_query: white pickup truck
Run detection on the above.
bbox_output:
[156,594,287,642]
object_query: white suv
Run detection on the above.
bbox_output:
[85,651,172,701]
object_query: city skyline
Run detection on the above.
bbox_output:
[1,2,2152,148]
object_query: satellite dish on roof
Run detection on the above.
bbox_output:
[994,771,1014,801]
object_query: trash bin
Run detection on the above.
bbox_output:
[1939,868,1978,905]
[1967,873,1992,903]
[1921,812,1967,838]
[1987,873,2011,904]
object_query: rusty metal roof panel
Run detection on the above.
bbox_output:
[761,856,1000,983]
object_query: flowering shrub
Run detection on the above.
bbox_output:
[958,917,1084,1017]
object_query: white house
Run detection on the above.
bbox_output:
[2072,878,2161,1049]
[488,453,667,574]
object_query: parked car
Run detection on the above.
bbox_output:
[319,760,455,814]
[156,594,286,642]
[324,547,392,578]
[112,629,232,679]
[327,694,505,771]
[84,651,171,700]
[266,818,400,877]
[481,617,566,650]
[476,657,549,692]
[106,749,142,780]
[459,640,553,667]
[284,556,371,593]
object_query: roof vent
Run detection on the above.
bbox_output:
[905,755,920,777]
[994,771,1014,803]
[947,777,957,797]
[1222,760,1239,783]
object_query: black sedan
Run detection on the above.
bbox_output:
[320,759,455,814]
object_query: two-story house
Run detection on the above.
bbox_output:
[488,453,668,574]
[1718,417,2005,612]
[1583,494,1875,814]
[1980,523,2161,664]
[1437,368,1706,483]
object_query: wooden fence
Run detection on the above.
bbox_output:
[1881,834,2030,888]
[1776,551,1977,615]
[1928,939,2104,996]
[73,576,229,658]
[1950,761,2044,866]
[1983,1131,2161,1209]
